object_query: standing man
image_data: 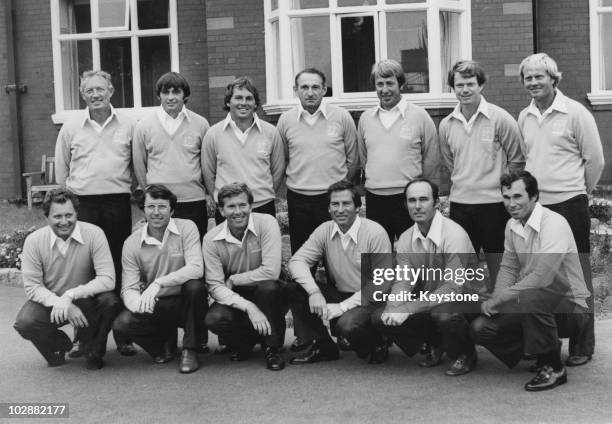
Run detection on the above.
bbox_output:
[203,183,288,371]
[203,77,285,223]
[132,72,211,240]
[113,185,207,374]
[288,180,392,365]
[358,59,440,244]
[439,60,524,288]
[372,178,480,376]
[471,171,590,391]
[55,69,135,356]
[14,189,120,370]
[518,53,604,366]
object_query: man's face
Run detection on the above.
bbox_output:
[227,86,257,122]
[159,87,186,117]
[522,64,555,103]
[453,73,483,108]
[220,192,252,234]
[47,201,78,241]
[143,194,173,232]
[502,179,537,224]
[328,189,359,229]
[294,72,327,113]
[405,181,438,225]
[375,75,402,110]
[81,75,113,112]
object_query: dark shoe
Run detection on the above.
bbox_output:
[522,352,537,361]
[524,365,567,392]
[68,341,84,358]
[289,340,340,364]
[198,343,210,354]
[419,342,429,355]
[47,351,67,367]
[229,346,253,362]
[419,346,443,367]
[153,342,177,364]
[117,342,136,357]
[179,349,200,374]
[445,352,477,376]
[215,344,233,355]
[265,347,285,371]
[368,344,389,364]
[85,354,104,370]
[289,338,311,353]
[528,363,543,373]
[565,355,592,367]
[336,337,352,351]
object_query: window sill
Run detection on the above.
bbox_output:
[587,92,612,110]
[51,107,158,125]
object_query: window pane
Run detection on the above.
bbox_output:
[440,11,462,92]
[61,40,92,109]
[137,0,169,29]
[100,38,133,107]
[59,0,91,34]
[386,11,428,93]
[290,16,332,95]
[341,16,375,92]
[386,0,427,4]
[290,0,329,10]
[98,0,128,29]
[271,20,282,98]
[272,0,278,9]
[338,0,375,6]
[600,0,612,6]
[601,13,612,90]
[139,36,171,106]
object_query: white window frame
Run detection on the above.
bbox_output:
[263,0,471,114]
[50,0,179,123]
[588,0,612,106]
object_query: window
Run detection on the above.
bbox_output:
[589,0,612,105]
[263,0,471,113]
[50,0,179,122]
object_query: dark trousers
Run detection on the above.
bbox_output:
[450,202,509,289]
[112,280,207,357]
[288,281,385,355]
[174,200,207,242]
[365,191,413,244]
[287,189,330,254]
[544,194,594,356]
[205,280,288,349]
[470,289,588,368]
[14,292,121,362]
[214,200,276,225]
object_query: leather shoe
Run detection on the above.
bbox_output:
[565,355,592,367]
[524,365,567,391]
[290,340,339,364]
[445,352,477,376]
[117,342,136,357]
[47,351,67,367]
[289,338,311,353]
[68,341,84,358]
[198,343,210,354]
[179,349,199,374]
[229,346,253,361]
[265,347,285,371]
[336,337,352,351]
[368,344,389,364]
[153,341,177,364]
[419,345,443,367]
[85,354,104,370]
[215,344,233,355]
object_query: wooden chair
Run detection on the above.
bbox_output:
[22,154,60,209]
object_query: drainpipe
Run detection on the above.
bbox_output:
[532,0,539,52]
[4,0,26,199]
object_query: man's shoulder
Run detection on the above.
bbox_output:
[278,106,299,123]
[396,225,416,250]
[206,119,227,134]
[562,95,594,119]
[24,226,50,246]
[114,110,137,127]
[186,109,210,127]
[358,107,378,123]
[487,102,516,122]
[252,212,280,232]
[203,222,224,244]
[134,111,157,130]
[77,221,107,239]
[540,206,572,232]
[359,217,389,238]
[439,215,473,246]
[173,217,199,235]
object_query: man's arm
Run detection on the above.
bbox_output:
[288,225,326,295]
[438,119,454,175]
[154,221,204,288]
[69,227,115,299]
[121,238,143,313]
[420,111,441,186]
[201,131,217,199]
[132,121,148,191]
[342,110,360,181]
[268,128,286,194]
[497,110,525,173]
[357,116,367,177]
[574,109,605,193]
[22,235,62,307]
[54,125,71,187]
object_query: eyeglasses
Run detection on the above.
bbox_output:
[144,204,170,213]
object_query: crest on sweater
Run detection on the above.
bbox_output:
[399,123,415,140]
[480,124,494,143]
[112,128,130,144]
[551,117,567,136]
[326,122,342,138]
[256,138,272,156]
[183,133,200,148]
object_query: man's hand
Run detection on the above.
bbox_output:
[50,294,73,324]
[225,276,234,290]
[309,291,327,320]
[245,303,271,336]
[381,311,410,326]
[481,299,496,317]
[326,303,344,320]
[138,282,160,314]
[66,304,89,328]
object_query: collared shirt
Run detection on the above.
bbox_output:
[48,223,84,257]
[156,106,190,136]
[509,202,543,240]
[411,210,443,253]
[331,216,362,250]
[80,105,118,135]
[525,89,568,124]
[140,218,180,248]
[297,101,329,126]
[212,214,258,245]
[376,97,408,129]
[222,113,263,145]
[449,96,491,133]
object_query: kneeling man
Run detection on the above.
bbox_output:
[288,180,392,364]
[113,184,207,373]
[471,171,591,391]
[203,183,288,371]
[14,189,120,369]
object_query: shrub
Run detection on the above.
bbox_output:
[0,227,37,269]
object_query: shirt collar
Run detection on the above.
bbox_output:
[48,222,84,249]
[297,101,329,121]
[376,96,408,117]
[81,105,118,128]
[330,215,361,244]
[222,113,263,133]
[510,202,543,237]
[526,89,568,117]
[412,210,443,248]
[212,214,257,245]
[450,96,491,122]
[156,105,190,123]
[140,218,180,245]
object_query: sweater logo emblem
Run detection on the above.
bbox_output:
[399,123,414,140]
[113,128,129,144]
[551,118,566,136]
[183,133,199,147]
[256,139,271,155]
[326,122,342,138]
[480,125,494,143]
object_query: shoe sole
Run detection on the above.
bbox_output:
[289,355,339,365]
[565,357,592,367]
[525,374,568,392]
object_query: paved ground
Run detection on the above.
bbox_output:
[1,284,611,424]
